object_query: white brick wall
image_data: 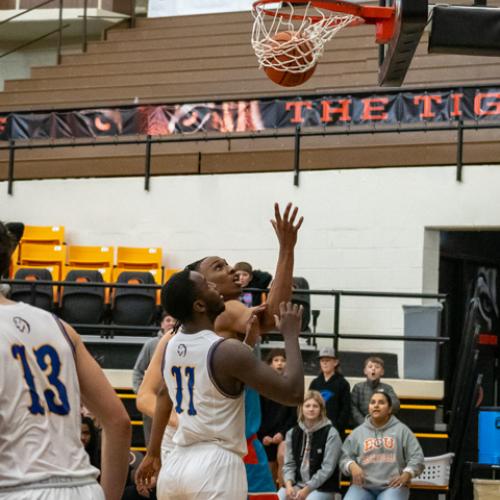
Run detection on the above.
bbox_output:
[2,164,499,374]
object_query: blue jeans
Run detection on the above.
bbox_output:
[277,486,336,499]
[344,485,410,500]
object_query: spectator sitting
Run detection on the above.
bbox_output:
[309,347,351,438]
[234,261,272,307]
[340,390,424,500]
[132,312,176,444]
[279,390,342,500]
[81,415,101,470]
[351,356,400,427]
[258,348,297,485]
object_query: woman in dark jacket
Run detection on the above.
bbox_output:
[279,390,342,500]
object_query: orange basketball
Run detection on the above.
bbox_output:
[263,31,316,88]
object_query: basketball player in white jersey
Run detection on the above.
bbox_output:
[137,202,303,411]
[0,221,131,500]
[136,269,305,499]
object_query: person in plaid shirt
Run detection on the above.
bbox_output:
[351,357,400,427]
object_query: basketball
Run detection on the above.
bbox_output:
[263,31,316,87]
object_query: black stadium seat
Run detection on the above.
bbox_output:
[292,276,312,332]
[112,271,156,326]
[60,269,105,324]
[10,268,54,311]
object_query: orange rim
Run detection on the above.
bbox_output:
[253,0,395,42]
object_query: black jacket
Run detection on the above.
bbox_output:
[248,270,272,306]
[258,395,297,439]
[309,373,351,434]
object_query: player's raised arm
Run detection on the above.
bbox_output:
[64,322,131,500]
[212,302,304,406]
[257,203,303,332]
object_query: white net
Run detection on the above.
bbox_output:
[252,1,359,74]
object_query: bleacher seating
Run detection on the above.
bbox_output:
[21,225,65,245]
[5,226,167,327]
[60,269,106,324]
[19,243,66,280]
[67,245,114,269]
[10,267,54,311]
[112,271,157,327]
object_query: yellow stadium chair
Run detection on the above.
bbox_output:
[22,225,65,245]
[163,268,180,283]
[19,244,66,290]
[20,242,66,267]
[9,245,19,278]
[116,247,162,271]
[68,245,115,268]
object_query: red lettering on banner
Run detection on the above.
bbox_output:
[321,99,352,122]
[450,93,463,117]
[413,95,443,118]
[286,101,313,124]
[362,97,389,121]
[474,93,500,116]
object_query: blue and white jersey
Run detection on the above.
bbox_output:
[163,329,246,457]
[0,302,98,489]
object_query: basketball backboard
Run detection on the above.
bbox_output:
[378,0,429,87]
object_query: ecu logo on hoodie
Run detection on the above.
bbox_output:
[363,436,395,452]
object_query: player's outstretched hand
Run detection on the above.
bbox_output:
[244,304,266,348]
[271,202,303,250]
[135,454,161,489]
[274,302,303,338]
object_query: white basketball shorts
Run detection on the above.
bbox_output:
[157,442,247,500]
[0,480,104,500]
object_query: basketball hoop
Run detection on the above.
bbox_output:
[252,0,396,74]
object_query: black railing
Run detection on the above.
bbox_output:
[0,276,449,363]
[2,119,497,195]
[0,0,136,66]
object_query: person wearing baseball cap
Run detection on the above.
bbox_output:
[309,346,351,438]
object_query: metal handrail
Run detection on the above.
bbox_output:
[0,0,55,26]
[0,24,70,59]
[3,119,499,194]
[0,0,135,68]
[1,277,449,343]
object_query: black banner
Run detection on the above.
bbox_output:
[2,86,500,141]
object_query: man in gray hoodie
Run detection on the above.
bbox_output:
[340,390,424,500]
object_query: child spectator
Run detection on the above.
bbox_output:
[234,261,272,307]
[309,347,351,438]
[340,390,424,500]
[351,356,400,427]
[258,348,297,484]
[279,390,342,500]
